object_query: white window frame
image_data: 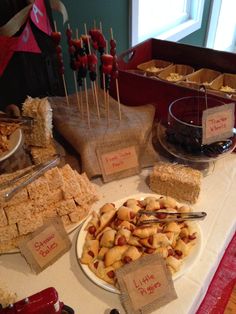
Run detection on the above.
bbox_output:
[206,0,236,52]
[130,0,205,46]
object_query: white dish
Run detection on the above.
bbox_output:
[76,193,203,294]
[0,128,22,162]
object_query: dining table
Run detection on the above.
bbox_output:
[0,152,236,314]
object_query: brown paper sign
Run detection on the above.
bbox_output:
[116,254,177,314]
[19,218,71,273]
[96,141,140,182]
[202,103,235,144]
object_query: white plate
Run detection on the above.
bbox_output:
[76,193,203,294]
[0,128,22,162]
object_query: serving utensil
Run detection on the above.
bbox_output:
[1,155,60,201]
[137,210,206,224]
[0,114,35,127]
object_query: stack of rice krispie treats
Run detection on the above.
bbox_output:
[0,164,99,253]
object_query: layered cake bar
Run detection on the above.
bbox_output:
[149,162,202,204]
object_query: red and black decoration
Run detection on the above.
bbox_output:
[0,0,52,77]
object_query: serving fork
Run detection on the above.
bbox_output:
[0,155,60,201]
[137,210,207,224]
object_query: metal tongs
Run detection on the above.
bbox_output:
[0,155,60,201]
[137,210,207,225]
[0,113,35,127]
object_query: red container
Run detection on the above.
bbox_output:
[111,38,236,125]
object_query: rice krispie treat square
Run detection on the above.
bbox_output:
[0,224,18,242]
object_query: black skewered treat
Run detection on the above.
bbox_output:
[89,28,109,89]
[76,45,88,87]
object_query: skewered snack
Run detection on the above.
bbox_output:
[101,53,113,91]
[89,29,106,54]
[110,37,119,80]
[51,31,64,75]
[76,44,88,88]
[80,195,198,286]
[87,53,98,82]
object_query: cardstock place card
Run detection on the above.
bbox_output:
[19,218,71,274]
[116,254,177,314]
[202,103,235,145]
[96,141,140,182]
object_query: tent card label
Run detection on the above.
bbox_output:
[97,143,140,182]
[19,218,71,273]
[202,103,235,145]
[116,254,177,314]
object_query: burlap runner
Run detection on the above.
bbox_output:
[50,89,157,178]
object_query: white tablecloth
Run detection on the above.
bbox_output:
[0,154,236,314]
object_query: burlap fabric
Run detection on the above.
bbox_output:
[50,89,157,178]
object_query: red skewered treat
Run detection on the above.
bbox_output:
[89,28,106,51]
[53,21,69,106]
[51,31,61,45]
[51,31,65,74]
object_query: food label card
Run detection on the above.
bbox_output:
[19,218,71,273]
[96,142,140,182]
[202,103,235,145]
[116,254,177,314]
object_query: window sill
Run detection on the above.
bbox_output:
[157,19,202,42]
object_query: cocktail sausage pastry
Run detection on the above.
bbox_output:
[80,195,199,286]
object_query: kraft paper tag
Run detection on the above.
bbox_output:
[96,141,140,182]
[116,254,177,314]
[19,218,71,274]
[202,103,235,145]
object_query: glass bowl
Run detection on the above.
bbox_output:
[166,96,229,154]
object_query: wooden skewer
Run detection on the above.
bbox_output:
[110,27,121,121]
[84,77,90,128]
[54,20,69,107]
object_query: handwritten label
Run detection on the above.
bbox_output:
[116,254,177,313]
[123,264,167,310]
[101,146,138,175]
[97,143,140,182]
[202,103,235,144]
[26,225,65,267]
[19,218,71,273]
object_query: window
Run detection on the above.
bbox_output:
[206,0,236,52]
[131,0,205,46]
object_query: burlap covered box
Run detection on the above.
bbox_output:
[50,89,157,178]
